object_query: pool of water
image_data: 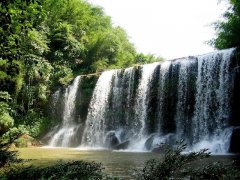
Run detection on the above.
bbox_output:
[17,147,162,179]
[17,147,239,179]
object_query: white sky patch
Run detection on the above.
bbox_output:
[87,0,227,60]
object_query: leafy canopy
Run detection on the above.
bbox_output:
[210,0,240,49]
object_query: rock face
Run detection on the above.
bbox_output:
[229,127,240,153]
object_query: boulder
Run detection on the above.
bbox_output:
[105,131,119,148]
[114,140,130,150]
[152,145,166,153]
[144,134,155,150]
[14,133,39,148]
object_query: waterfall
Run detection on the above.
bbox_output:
[157,61,173,134]
[191,49,234,152]
[129,62,160,150]
[134,63,160,137]
[175,57,197,144]
[81,70,115,147]
[48,48,237,153]
[49,76,81,147]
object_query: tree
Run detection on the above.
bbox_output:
[210,0,240,49]
[0,0,164,142]
[135,53,164,64]
[86,27,137,72]
[0,92,14,136]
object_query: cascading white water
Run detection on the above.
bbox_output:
[81,70,115,147]
[48,48,237,153]
[51,89,60,110]
[175,58,190,140]
[122,67,135,128]
[157,60,172,134]
[175,57,197,143]
[49,76,81,147]
[129,62,160,150]
[191,49,235,153]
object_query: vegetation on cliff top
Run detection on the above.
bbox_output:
[0,0,163,140]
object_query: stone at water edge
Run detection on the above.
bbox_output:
[114,140,130,150]
[105,131,120,148]
[14,133,40,148]
[144,134,155,150]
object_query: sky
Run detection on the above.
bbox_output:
[88,0,227,60]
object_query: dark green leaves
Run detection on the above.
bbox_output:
[211,0,240,49]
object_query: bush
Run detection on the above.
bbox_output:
[0,92,14,136]
[0,135,23,171]
[16,110,52,138]
[136,141,240,179]
[0,149,21,169]
[185,162,240,179]
[4,161,104,180]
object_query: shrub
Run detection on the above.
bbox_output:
[185,162,240,179]
[16,110,52,138]
[136,141,240,179]
[0,134,23,172]
[4,161,104,180]
[0,149,21,169]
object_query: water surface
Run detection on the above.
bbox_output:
[18,147,161,179]
[17,147,239,179]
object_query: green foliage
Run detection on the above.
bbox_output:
[136,141,210,179]
[136,141,240,179]
[211,0,240,49]
[4,161,104,180]
[185,161,240,179]
[14,137,29,148]
[52,65,73,86]
[0,0,164,141]
[0,59,24,96]
[135,53,164,64]
[20,55,53,111]
[0,130,23,170]
[0,92,12,101]
[0,110,14,136]
[0,92,14,136]
[18,110,51,138]
[87,27,137,71]
[0,0,45,62]
[0,149,21,169]
[23,28,49,56]
[2,126,28,143]
[12,60,24,95]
